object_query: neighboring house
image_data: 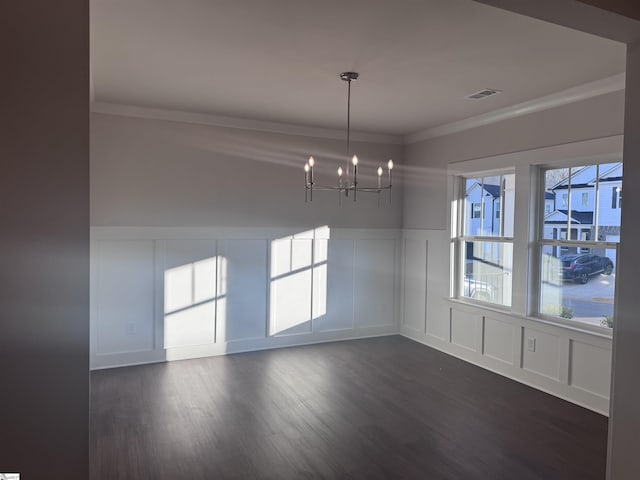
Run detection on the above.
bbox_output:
[543,163,622,261]
[544,191,555,215]
[464,176,515,304]
[465,176,515,237]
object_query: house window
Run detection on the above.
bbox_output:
[545,203,552,214]
[458,174,514,307]
[539,163,622,328]
[471,203,481,218]
[611,187,621,209]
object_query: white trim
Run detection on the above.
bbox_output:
[401,329,609,416]
[447,135,624,175]
[91,330,398,370]
[90,226,401,241]
[91,101,403,145]
[446,297,612,340]
[92,74,624,146]
[405,73,625,144]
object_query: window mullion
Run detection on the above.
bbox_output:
[510,163,532,316]
[566,167,572,241]
[594,164,600,241]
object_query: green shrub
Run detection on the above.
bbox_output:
[600,316,614,328]
[541,304,574,319]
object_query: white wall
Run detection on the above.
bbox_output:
[91,227,400,369]
[90,113,404,368]
[401,92,625,415]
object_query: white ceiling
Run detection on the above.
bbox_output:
[91,0,626,136]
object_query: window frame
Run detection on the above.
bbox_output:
[446,136,622,339]
[453,170,515,309]
[534,162,621,331]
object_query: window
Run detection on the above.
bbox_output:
[611,186,621,209]
[457,174,514,307]
[539,163,622,328]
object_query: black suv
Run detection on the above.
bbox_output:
[561,254,614,284]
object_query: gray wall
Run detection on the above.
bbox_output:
[403,90,625,230]
[608,40,640,480]
[91,113,403,229]
[0,2,89,479]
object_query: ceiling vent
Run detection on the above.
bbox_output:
[465,88,502,100]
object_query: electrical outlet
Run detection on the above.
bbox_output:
[526,337,536,352]
[126,322,137,335]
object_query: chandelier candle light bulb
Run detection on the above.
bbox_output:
[302,72,394,204]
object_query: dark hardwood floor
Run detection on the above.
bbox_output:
[90,336,608,479]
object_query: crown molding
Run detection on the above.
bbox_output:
[90,102,403,145]
[404,73,625,144]
[91,73,625,146]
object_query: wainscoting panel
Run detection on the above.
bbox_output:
[94,240,155,356]
[162,239,218,349]
[400,229,613,415]
[483,316,517,365]
[354,238,397,328]
[269,238,314,337]
[91,227,401,369]
[218,239,268,343]
[570,340,612,399]
[522,327,561,381]
[402,238,427,334]
[315,239,355,333]
[451,308,480,352]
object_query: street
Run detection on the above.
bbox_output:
[541,272,615,326]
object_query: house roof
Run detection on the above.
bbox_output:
[551,163,622,190]
[483,184,501,198]
[545,209,593,225]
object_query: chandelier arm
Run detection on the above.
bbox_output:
[352,186,392,193]
[305,184,392,193]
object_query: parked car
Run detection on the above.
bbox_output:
[561,254,614,284]
[463,276,495,302]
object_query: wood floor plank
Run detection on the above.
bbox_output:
[90,336,608,479]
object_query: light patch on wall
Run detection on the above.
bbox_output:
[164,256,227,348]
[269,226,330,335]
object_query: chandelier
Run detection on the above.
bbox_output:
[303,72,393,204]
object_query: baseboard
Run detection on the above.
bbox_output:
[91,326,399,370]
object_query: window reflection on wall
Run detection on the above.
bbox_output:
[164,256,227,348]
[269,226,329,336]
